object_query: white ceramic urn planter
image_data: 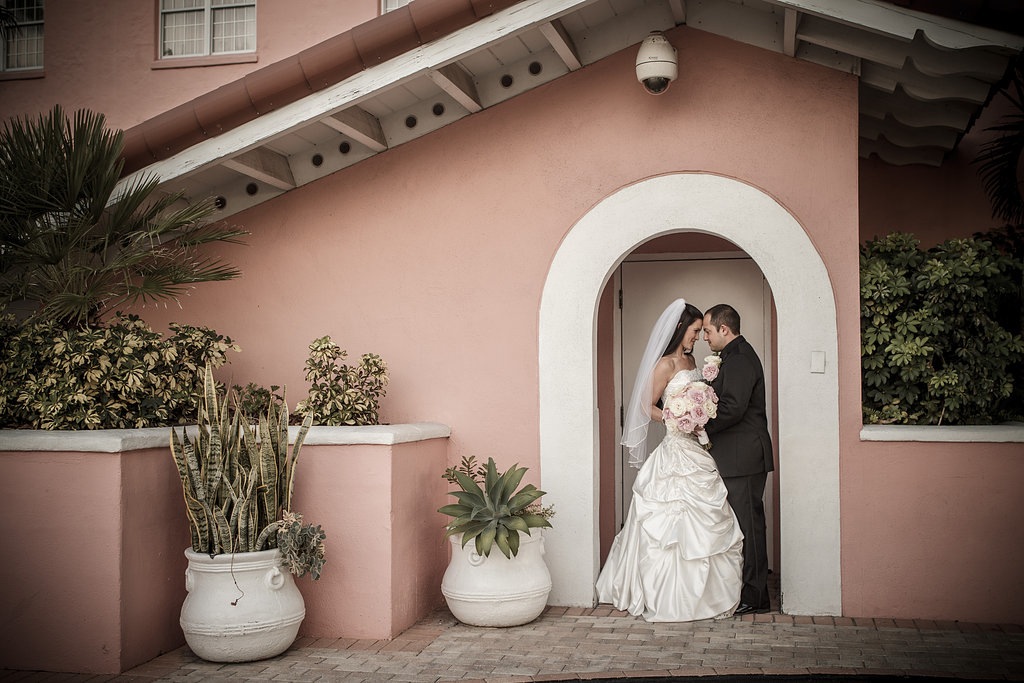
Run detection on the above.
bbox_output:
[180,548,305,662]
[441,531,552,627]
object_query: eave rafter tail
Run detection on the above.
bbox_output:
[428,63,483,113]
[784,8,799,57]
[221,147,296,191]
[322,106,388,153]
[669,0,686,25]
[540,19,582,71]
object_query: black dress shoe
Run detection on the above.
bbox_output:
[734,603,770,615]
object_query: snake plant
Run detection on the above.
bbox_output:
[438,457,551,558]
[170,363,317,562]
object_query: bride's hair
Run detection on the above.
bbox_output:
[661,303,704,356]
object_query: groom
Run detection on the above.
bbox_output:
[702,304,774,615]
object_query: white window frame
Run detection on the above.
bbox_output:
[159,0,255,60]
[1,0,44,72]
[382,0,410,13]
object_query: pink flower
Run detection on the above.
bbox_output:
[702,354,722,381]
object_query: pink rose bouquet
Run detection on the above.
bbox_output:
[701,354,722,382]
[662,380,719,449]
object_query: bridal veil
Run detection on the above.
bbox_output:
[621,298,687,468]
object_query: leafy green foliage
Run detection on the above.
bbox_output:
[232,382,282,421]
[170,364,326,579]
[438,457,552,559]
[296,335,388,425]
[861,232,1024,424]
[443,454,488,484]
[275,511,327,580]
[0,105,246,328]
[0,313,239,429]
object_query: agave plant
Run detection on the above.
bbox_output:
[170,364,325,578]
[439,457,552,559]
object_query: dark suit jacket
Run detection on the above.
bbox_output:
[705,336,774,478]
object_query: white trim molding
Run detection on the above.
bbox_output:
[0,422,451,453]
[539,172,842,615]
[861,424,1024,443]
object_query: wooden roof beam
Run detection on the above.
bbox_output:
[784,9,799,57]
[540,19,582,71]
[428,63,482,113]
[669,0,686,25]
[322,106,388,153]
[221,146,295,191]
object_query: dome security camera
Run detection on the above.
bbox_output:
[635,31,677,95]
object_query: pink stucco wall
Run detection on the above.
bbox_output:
[842,441,1024,622]
[859,153,1000,247]
[3,10,1020,627]
[292,439,449,639]
[121,27,1023,622]
[0,448,188,674]
[0,432,449,673]
[135,26,863,469]
[859,94,1014,247]
[1,0,378,130]
[851,86,1022,620]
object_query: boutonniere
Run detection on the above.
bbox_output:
[701,353,722,382]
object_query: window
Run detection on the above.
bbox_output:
[1,0,44,72]
[160,0,254,59]
[382,0,410,12]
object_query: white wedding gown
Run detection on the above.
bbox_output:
[596,369,744,622]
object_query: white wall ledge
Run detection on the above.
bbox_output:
[0,422,451,453]
[860,424,1024,443]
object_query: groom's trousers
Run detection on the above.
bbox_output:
[722,471,771,610]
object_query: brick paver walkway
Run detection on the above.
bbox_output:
[3,606,1022,682]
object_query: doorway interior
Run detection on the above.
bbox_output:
[599,247,780,580]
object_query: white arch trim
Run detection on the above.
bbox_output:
[539,173,841,615]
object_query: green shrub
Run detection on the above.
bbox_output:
[0,313,239,429]
[232,381,283,420]
[276,511,327,580]
[861,232,1024,425]
[296,336,388,425]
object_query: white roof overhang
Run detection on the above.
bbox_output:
[116,0,1024,219]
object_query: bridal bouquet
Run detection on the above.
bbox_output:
[662,380,718,449]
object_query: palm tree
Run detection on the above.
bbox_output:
[0,105,247,327]
[976,62,1024,225]
[0,6,17,42]
[975,63,1024,415]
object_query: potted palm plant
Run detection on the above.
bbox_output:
[438,456,554,627]
[170,363,326,662]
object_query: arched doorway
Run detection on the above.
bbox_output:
[539,173,841,615]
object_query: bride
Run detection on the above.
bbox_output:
[596,298,743,622]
